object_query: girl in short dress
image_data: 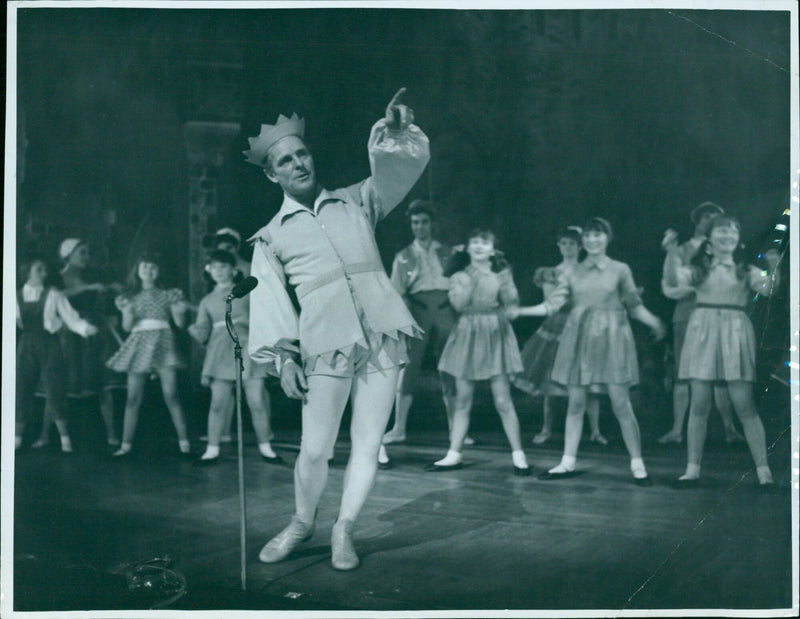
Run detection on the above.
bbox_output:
[16,255,98,452]
[542,218,665,485]
[427,229,553,475]
[188,250,280,465]
[106,253,191,458]
[663,215,776,487]
[512,226,606,446]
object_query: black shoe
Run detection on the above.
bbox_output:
[378,460,393,470]
[513,466,532,477]
[633,476,653,487]
[261,453,285,465]
[537,469,578,480]
[670,477,699,489]
[194,456,219,466]
[424,462,462,472]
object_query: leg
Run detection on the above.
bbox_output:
[199,379,233,461]
[586,394,607,444]
[383,366,411,443]
[606,384,648,481]
[157,368,189,452]
[726,380,772,484]
[15,344,39,448]
[99,389,119,445]
[115,373,147,455]
[34,406,54,447]
[532,393,553,444]
[244,379,278,460]
[490,375,529,471]
[221,396,234,442]
[548,386,586,474]
[713,384,745,443]
[42,340,71,452]
[658,380,689,443]
[438,378,474,463]
[681,380,713,479]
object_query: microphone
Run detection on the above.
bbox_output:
[227,276,258,300]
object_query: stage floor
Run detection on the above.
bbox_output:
[11,389,795,614]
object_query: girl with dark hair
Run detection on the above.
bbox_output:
[106,253,191,458]
[511,226,606,446]
[542,218,665,485]
[15,255,98,452]
[427,229,554,474]
[663,215,777,487]
[188,250,280,465]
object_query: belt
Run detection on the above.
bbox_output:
[694,303,746,312]
[295,262,384,300]
[131,319,170,332]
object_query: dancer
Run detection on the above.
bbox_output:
[15,255,98,452]
[188,249,281,465]
[511,226,606,446]
[663,215,777,487]
[658,202,744,445]
[384,199,458,445]
[34,238,121,449]
[106,253,192,458]
[426,229,552,475]
[245,89,429,570]
[542,218,665,485]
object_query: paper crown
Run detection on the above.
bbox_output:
[243,113,305,167]
[215,227,241,244]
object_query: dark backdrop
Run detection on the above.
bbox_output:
[15,7,791,320]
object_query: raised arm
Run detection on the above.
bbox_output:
[187,297,212,345]
[747,264,780,297]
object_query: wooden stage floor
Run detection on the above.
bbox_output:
[10,388,796,615]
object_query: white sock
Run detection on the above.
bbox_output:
[113,442,132,456]
[434,450,462,466]
[15,435,23,450]
[679,463,701,480]
[258,442,277,458]
[548,454,576,474]
[60,436,73,453]
[756,465,774,485]
[512,450,529,469]
[377,445,390,464]
[178,439,191,454]
[201,445,220,460]
[630,457,647,479]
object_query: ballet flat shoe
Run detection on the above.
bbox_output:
[633,476,653,487]
[424,462,462,472]
[513,466,532,477]
[194,456,220,467]
[381,432,406,445]
[537,469,577,480]
[259,515,315,564]
[331,519,360,571]
[377,460,393,470]
[670,477,699,489]
[261,453,285,465]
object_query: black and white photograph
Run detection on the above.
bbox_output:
[2,1,798,616]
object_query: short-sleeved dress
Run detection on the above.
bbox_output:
[437,265,523,381]
[677,260,764,382]
[188,285,269,386]
[550,256,643,388]
[106,288,186,373]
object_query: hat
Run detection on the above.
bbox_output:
[214,227,242,245]
[243,113,305,167]
[59,238,83,261]
[690,201,724,225]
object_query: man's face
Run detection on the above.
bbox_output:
[410,213,433,242]
[696,210,718,235]
[264,136,317,201]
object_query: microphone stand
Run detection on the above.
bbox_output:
[225,294,247,591]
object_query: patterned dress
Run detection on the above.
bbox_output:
[188,286,269,386]
[106,288,186,373]
[437,266,523,381]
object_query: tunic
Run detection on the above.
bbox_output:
[550,255,643,388]
[437,266,523,381]
[188,286,268,385]
[247,118,430,375]
[106,288,186,373]
[675,259,771,382]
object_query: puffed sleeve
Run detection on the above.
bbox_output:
[187,296,212,345]
[49,289,95,337]
[498,269,520,308]
[248,236,301,375]
[166,288,185,304]
[448,271,475,312]
[618,263,644,311]
[347,119,430,227]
